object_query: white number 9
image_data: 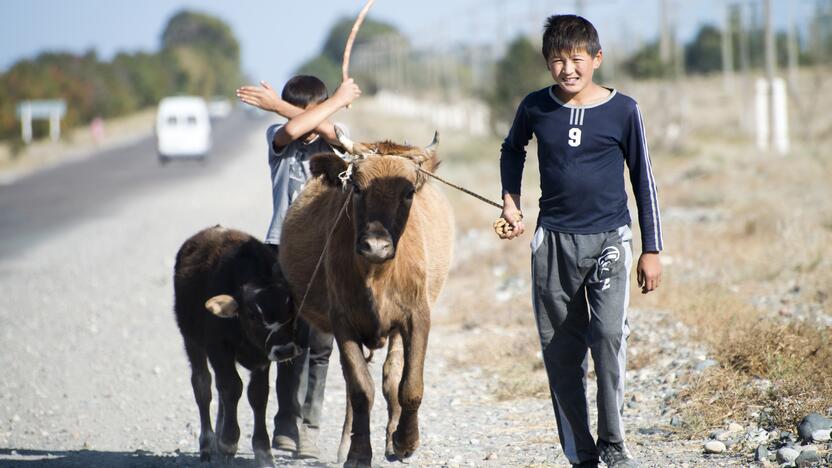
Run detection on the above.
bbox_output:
[568,128,582,147]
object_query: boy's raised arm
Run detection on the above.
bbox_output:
[235,81,338,141]
[276,79,361,148]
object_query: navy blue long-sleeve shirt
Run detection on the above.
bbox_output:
[500,86,663,252]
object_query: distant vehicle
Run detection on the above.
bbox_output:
[208,97,233,120]
[156,96,212,164]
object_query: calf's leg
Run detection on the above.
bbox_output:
[209,351,243,460]
[184,337,215,461]
[336,380,353,464]
[248,365,274,467]
[382,332,404,461]
[334,317,375,468]
[393,313,430,459]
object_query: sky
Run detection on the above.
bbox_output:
[0,0,817,88]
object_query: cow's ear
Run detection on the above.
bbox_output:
[310,153,348,187]
[205,295,238,318]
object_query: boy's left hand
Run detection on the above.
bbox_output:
[636,252,662,294]
[236,81,280,112]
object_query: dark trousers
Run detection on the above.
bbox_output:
[531,225,633,465]
[274,317,334,436]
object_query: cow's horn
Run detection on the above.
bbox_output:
[426,130,440,152]
[336,126,356,154]
[205,294,238,318]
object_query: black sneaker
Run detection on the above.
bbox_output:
[572,461,600,468]
[597,440,639,467]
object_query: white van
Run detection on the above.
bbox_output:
[156,96,212,163]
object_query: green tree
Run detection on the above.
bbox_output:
[685,25,723,74]
[294,16,407,92]
[161,10,242,96]
[621,41,671,79]
[487,36,551,126]
[0,9,242,142]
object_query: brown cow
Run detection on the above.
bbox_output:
[279,130,454,468]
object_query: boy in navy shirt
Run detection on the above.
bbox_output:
[498,15,662,468]
[237,75,360,459]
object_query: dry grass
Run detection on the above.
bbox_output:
[631,98,832,432]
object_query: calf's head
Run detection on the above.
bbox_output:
[204,270,301,362]
[311,131,439,264]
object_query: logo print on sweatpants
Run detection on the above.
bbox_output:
[598,246,620,291]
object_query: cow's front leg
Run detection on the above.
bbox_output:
[382,332,404,461]
[393,312,429,459]
[209,352,243,461]
[247,365,274,468]
[336,380,353,464]
[333,316,374,468]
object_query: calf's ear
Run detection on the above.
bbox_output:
[205,294,238,318]
[310,153,348,188]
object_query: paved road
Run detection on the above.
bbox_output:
[0,111,261,259]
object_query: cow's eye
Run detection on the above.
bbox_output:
[404,188,415,200]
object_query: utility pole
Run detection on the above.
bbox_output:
[764,0,777,150]
[786,0,799,90]
[737,3,750,75]
[659,0,672,70]
[722,2,735,92]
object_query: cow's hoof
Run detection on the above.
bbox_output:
[254,449,275,468]
[392,430,419,459]
[385,441,397,461]
[217,439,238,457]
[198,430,215,461]
[343,457,372,468]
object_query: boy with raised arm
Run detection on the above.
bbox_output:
[236,75,360,459]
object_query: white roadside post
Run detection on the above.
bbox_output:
[21,102,32,144]
[772,78,789,155]
[754,78,789,155]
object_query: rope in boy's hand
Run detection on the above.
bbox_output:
[493,213,523,239]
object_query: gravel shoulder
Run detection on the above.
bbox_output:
[0,114,747,467]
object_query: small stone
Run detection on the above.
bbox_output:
[670,415,684,427]
[704,440,726,454]
[728,422,743,433]
[483,452,497,461]
[797,413,832,441]
[715,430,731,441]
[695,359,718,372]
[811,429,831,442]
[755,444,768,462]
[776,447,800,464]
[795,449,819,467]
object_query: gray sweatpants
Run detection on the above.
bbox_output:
[531,225,633,465]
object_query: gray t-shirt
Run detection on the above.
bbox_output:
[265,123,348,244]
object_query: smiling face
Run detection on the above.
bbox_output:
[547,48,603,100]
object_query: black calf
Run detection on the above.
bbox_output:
[173,226,299,467]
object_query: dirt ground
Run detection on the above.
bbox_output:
[2,92,806,467]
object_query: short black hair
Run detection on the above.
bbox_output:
[541,15,601,61]
[281,75,328,108]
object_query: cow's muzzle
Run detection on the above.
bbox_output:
[357,234,394,263]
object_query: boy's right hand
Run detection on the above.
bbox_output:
[236,81,280,112]
[496,208,524,240]
[333,78,362,107]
